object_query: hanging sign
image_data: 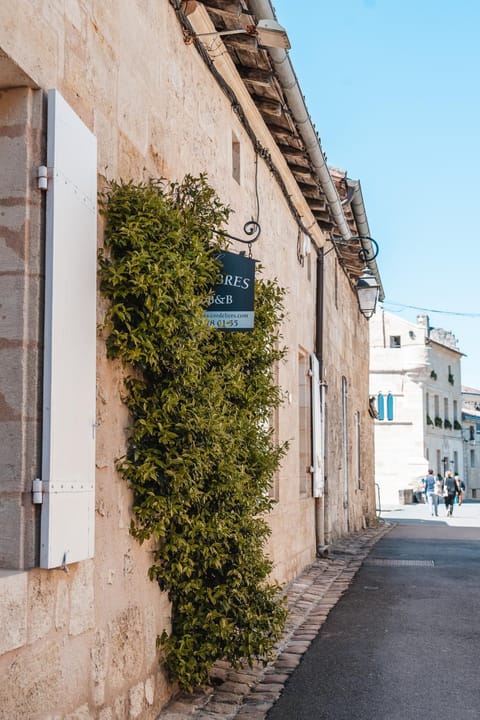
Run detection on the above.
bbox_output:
[205,250,256,331]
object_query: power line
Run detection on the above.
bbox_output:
[383,301,480,318]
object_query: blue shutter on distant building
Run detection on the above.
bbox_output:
[387,393,394,421]
[377,393,385,420]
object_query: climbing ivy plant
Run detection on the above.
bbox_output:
[99,175,288,691]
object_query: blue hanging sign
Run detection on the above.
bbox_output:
[205,250,256,331]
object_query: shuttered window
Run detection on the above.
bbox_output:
[40,90,97,568]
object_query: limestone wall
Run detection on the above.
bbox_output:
[0,87,43,570]
[322,251,376,541]
[0,1,375,716]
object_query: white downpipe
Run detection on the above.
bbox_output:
[347,178,385,300]
[248,0,352,242]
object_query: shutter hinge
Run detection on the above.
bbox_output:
[36,165,49,190]
[32,478,43,504]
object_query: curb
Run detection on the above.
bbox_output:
[157,520,394,719]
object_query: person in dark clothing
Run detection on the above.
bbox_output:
[444,471,458,516]
[455,474,465,505]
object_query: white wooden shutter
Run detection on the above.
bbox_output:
[311,353,324,497]
[40,89,97,568]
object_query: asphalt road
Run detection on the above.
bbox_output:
[266,502,480,720]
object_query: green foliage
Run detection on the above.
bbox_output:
[444,419,452,430]
[454,420,462,430]
[99,175,288,691]
[426,414,433,426]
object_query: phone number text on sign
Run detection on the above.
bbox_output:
[206,310,254,330]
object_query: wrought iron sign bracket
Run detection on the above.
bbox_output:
[213,220,261,256]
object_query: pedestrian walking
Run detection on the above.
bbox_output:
[455,474,465,506]
[444,470,458,516]
[422,469,438,516]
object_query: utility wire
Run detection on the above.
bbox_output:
[383,301,480,318]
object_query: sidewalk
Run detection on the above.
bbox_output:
[380,498,480,527]
[156,520,393,720]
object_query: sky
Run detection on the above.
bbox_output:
[272,0,480,388]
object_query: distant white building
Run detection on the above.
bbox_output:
[370,308,464,506]
[462,387,480,497]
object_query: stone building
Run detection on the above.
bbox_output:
[0,1,381,717]
[370,308,464,506]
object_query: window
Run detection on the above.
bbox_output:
[268,360,280,501]
[298,351,312,495]
[377,392,393,421]
[426,392,430,417]
[470,426,475,441]
[390,335,401,348]
[444,397,449,420]
[434,395,440,418]
[453,451,458,475]
[0,87,43,570]
[471,449,476,468]
[231,133,240,184]
[341,377,349,509]
[310,354,324,498]
[354,411,361,489]
[436,449,441,476]
[453,400,458,423]
[0,89,97,570]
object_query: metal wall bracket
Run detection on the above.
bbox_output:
[36,165,49,190]
[32,478,43,504]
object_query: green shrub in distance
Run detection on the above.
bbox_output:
[99,175,288,691]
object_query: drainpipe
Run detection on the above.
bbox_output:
[250,0,351,555]
[346,179,385,301]
[249,1,384,295]
[249,0,337,553]
[248,0,352,243]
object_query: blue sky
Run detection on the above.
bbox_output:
[272,0,480,388]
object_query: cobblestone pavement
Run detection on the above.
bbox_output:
[157,519,394,720]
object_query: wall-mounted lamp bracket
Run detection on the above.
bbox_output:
[327,234,379,263]
[357,235,379,263]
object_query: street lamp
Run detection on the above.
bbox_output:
[355,266,380,320]
[328,234,381,320]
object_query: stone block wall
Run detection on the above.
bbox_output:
[0,86,44,569]
[0,1,376,716]
[0,561,170,719]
